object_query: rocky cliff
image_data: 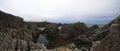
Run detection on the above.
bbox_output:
[0,11,44,51]
[0,10,120,51]
[91,16,120,51]
[0,10,87,51]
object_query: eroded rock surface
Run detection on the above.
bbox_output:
[0,11,43,51]
[91,16,120,51]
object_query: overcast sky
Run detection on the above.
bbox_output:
[0,0,120,24]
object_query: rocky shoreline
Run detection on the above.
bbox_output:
[0,10,120,51]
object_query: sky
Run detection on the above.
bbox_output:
[0,0,120,24]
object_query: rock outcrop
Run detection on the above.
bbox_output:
[0,11,43,51]
[59,22,88,40]
[0,10,90,51]
[27,21,51,27]
[43,24,59,39]
[73,35,92,50]
[1,10,120,51]
[47,22,91,49]
[0,11,24,29]
[89,25,99,31]
[91,15,120,51]
[92,16,120,41]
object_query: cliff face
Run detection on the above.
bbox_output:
[0,11,43,51]
[92,16,120,41]
[91,16,120,51]
[0,11,24,29]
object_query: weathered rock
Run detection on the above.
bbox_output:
[43,24,59,41]
[91,15,120,51]
[0,33,36,51]
[92,16,120,41]
[48,43,81,51]
[89,25,99,31]
[27,21,52,27]
[0,32,14,51]
[44,24,59,34]
[37,35,49,45]
[91,24,120,51]
[2,10,120,51]
[0,11,42,51]
[47,22,89,49]
[59,22,88,40]
[73,35,92,50]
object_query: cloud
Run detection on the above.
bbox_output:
[0,0,120,24]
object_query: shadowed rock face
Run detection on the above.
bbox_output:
[0,11,43,51]
[43,24,59,38]
[27,21,52,27]
[0,11,25,29]
[59,22,88,40]
[91,24,120,51]
[89,25,99,31]
[92,16,120,41]
[47,22,91,49]
[91,16,120,51]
